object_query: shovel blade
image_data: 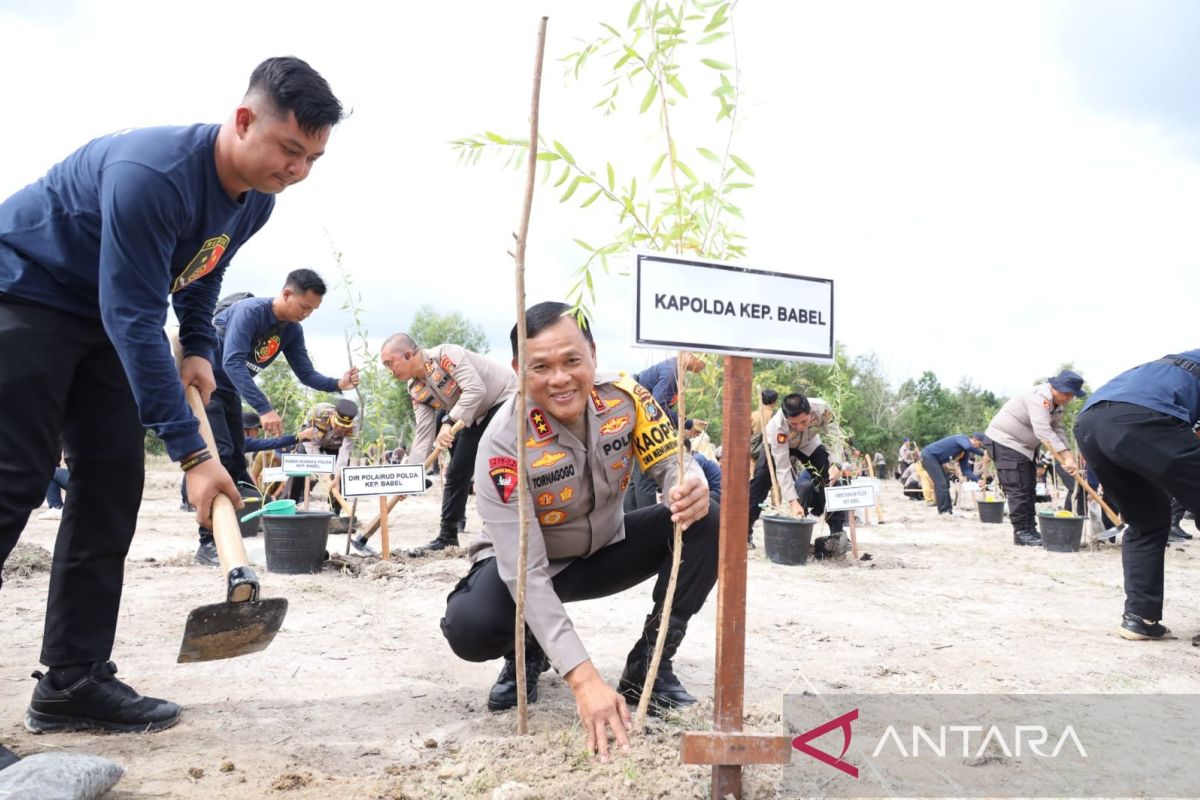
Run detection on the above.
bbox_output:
[177,598,288,663]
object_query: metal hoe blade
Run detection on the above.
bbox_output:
[177,598,289,663]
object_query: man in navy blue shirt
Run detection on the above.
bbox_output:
[624,354,707,510]
[919,433,987,515]
[194,270,358,565]
[0,57,343,741]
[1076,350,1200,642]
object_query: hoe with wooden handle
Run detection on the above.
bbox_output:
[168,328,288,662]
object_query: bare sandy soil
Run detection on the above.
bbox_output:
[2,461,1199,799]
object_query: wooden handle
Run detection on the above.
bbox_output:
[184,386,250,576]
[424,419,467,470]
[1041,441,1122,525]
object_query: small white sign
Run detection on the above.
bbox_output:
[261,467,287,483]
[340,464,427,498]
[634,252,834,361]
[825,483,877,511]
[282,453,336,475]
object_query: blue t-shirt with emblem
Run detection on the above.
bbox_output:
[0,124,274,459]
[214,296,339,413]
[1084,349,1200,428]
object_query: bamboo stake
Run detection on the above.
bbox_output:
[511,16,548,736]
[634,351,690,731]
[378,495,390,560]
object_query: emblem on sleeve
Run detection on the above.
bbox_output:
[488,457,518,503]
[171,234,230,293]
[777,433,788,444]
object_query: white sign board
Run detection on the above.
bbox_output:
[825,483,877,512]
[340,464,427,498]
[281,453,336,475]
[634,252,834,361]
[261,467,288,483]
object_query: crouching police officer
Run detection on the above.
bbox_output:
[440,302,718,762]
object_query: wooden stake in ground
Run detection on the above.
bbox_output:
[302,475,311,512]
[511,15,548,737]
[634,350,690,731]
[378,495,391,561]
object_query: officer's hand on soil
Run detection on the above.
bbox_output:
[667,475,709,530]
[338,367,360,390]
[435,423,457,451]
[185,457,244,529]
[566,661,630,763]
[258,410,283,437]
[179,356,216,405]
[789,499,805,517]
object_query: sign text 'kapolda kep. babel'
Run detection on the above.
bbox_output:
[653,293,828,326]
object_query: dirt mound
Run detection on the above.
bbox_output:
[2,542,52,579]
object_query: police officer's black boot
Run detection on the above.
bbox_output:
[487,635,549,712]
[1169,500,1192,541]
[1013,529,1043,547]
[618,612,697,713]
[412,521,460,554]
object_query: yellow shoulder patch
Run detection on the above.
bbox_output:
[614,375,678,470]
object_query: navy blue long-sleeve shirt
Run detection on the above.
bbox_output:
[1084,349,1200,428]
[215,296,339,413]
[0,124,274,459]
[633,359,681,425]
[923,435,984,481]
[691,451,722,501]
[244,433,299,454]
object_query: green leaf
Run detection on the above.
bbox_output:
[627,0,642,27]
[607,162,615,191]
[613,51,632,70]
[600,22,621,38]
[574,239,593,251]
[666,73,688,98]
[484,131,509,144]
[580,189,603,208]
[730,154,756,176]
[676,160,697,182]
[700,58,732,71]
[657,26,684,35]
[536,151,561,161]
[554,165,571,188]
[561,175,584,203]
[724,182,754,190]
[698,31,728,45]
[639,81,658,113]
[650,152,668,179]
[553,140,575,164]
[697,147,720,162]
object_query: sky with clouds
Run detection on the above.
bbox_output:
[2,0,1197,401]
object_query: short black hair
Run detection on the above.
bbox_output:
[512,302,593,358]
[285,268,326,295]
[761,388,779,406]
[247,56,345,137]
[782,393,811,418]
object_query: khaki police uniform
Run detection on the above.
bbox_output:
[405,344,516,538]
[984,383,1069,535]
[747,398,846,534]
[441,371,717,677]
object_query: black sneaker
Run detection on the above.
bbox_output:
[1168,525,1192,542]
[487,652,548,712]
[195,541,219,567]
[1013,530,1043,547]
[1119,613,1171,641]
[0,744,18,771]
[25,661,181,733]
[351,535,378,556]
[409,532,458,556]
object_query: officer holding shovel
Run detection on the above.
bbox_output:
[0,56,344,743]
[984,370,1086,547]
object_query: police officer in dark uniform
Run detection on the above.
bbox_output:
[1076,350,1200,641]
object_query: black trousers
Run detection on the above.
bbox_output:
[1077,401,1200,620]
[0,300,144,667]
[987,441,1036,534]
[921,452,954,514]
[440,500,719,663]
[747,444,844,533]
[439,404,500,531]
